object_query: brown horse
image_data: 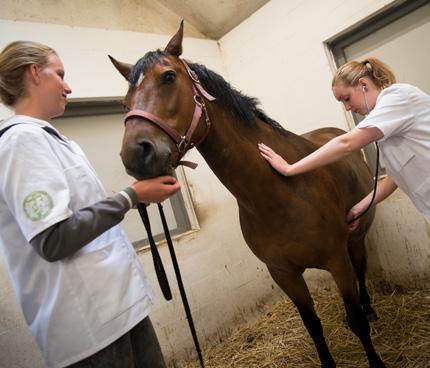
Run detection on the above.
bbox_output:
[110,22,385,368]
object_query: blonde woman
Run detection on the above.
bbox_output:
[0,41,180,368]
[259,58,430,229]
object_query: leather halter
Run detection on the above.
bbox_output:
[124,59,216,168]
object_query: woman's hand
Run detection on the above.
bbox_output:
[346,176,398,232]
[258,143,292,176]
[346,196,372,231]
[346,205,363,231]
[131,176,181,203]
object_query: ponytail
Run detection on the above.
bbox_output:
[332,57,396,89]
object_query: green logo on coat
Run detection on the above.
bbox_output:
[23,191,53,221]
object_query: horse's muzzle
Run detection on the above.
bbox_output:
[120,138,174,180]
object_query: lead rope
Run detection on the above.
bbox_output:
[138,202,205,368]
[137,204,172,300]
[157,202,205,368]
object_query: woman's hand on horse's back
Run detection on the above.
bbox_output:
[131,176,181,203]
[258,143,291,176]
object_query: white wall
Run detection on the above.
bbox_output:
[220,0,394,133]
[0,20,215,100]
[219,0,430,289]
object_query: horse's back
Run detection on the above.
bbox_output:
[302,127,346,147]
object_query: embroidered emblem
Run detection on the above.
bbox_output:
[23,191,53,221]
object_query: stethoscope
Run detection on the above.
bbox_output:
[347,86,380,224]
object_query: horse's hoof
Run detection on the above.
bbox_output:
[321,357,336,368]
[369,356,386,368]
[370,363,386,368]
[366,311,379,322]
[321,363,336,368]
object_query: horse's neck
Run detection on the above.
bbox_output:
[196,106,315,200]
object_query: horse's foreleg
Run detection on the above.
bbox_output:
[348,240,379,321]
[329,253,385,368]
[268,266,336,368]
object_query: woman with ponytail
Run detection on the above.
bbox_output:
[258,57,430,229]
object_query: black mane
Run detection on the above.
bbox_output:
[129,49,286,132]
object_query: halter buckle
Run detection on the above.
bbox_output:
[178,136,188,153]
[193,95,203,107]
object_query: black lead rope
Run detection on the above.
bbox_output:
[348,141,380,224]
[157,202,205,368]
[138,202,205,368]
[137,204,172,300]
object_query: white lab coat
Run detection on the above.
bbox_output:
[357,83,430,222]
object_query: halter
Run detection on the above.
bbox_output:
[124,59,216,168]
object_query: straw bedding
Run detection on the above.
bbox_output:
[180,288,430,368]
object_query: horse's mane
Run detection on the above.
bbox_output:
[129,50,287,133]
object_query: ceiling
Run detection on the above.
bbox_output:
[1,0,270,41]
[157,0,270,39]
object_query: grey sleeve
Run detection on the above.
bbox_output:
[30,187,139,262]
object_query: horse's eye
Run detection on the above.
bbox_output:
[162,71,176,84]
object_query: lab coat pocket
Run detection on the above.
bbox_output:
[389,146,415,172]
[72,234,147,325]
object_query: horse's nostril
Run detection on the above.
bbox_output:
[137,139,155,163]
[139,140,153,154]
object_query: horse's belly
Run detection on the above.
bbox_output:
[240,207,348,269]
[240,223,344,271]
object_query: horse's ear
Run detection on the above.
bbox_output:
[164,20,184,57]
[108,55,132,81]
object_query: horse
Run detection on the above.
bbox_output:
[109,22,385,368]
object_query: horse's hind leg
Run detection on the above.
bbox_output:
[268,266,336,368]
[348,239,379,321]
[329,253,385,368]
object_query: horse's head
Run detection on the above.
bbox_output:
[109,21,214,180]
